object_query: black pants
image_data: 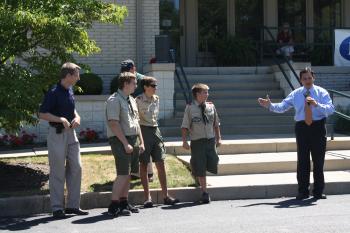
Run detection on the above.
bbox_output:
[295,118,327,195]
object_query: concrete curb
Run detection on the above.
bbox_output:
[2,183,350,217]
[2,137,350,158]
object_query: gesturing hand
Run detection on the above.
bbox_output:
[258,94,272,108]
[182,141,190,150]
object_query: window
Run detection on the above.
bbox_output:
[198,0,227,53]
[235,0,263,41]
[278,0,306,43]
[159,0,180,58]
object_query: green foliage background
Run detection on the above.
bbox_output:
[0,0,127,132]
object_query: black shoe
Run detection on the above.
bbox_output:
[295,193,309,200]
[107,202,120,216]
[120,200,139,213]
[148,173,154,182]
[313,194,327,200]
[52,210,66,219]
[200,192,211,204]
[164,196,180,205]
[130,175,140,181]
[65,208,89,215]
[143,200,154,208]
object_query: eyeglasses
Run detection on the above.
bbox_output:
[149,84,157,88]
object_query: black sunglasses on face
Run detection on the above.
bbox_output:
[148,84,157,88]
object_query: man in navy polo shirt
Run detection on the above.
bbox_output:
[39,62,88,218]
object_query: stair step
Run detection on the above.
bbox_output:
[203,171,350,199]
[165,137,350,155]
[174,107,295,117]
[177,74,274,82]
[177,150,350,175]
[182,66,272,75]
[175,82,280,90]
[175,99,284,109]
[175,90,284,99]
[160,124,297,137]
[159,116,295,126]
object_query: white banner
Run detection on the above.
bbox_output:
[334,29,350,66]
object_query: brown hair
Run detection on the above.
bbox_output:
[118,72,136,89]
[299,67,315,80]
[60,62,81,79]
[191,83,209,98]
[140,76,157,91]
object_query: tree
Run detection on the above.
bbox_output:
[0,0,128,132]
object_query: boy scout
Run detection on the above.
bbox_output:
[136,76,179,208]
[121,59,154,181]
[106,72,145,216]
[181,83,222,204]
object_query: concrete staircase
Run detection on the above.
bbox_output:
[313,66,350,91]
[159,67,296,137]
[169,137,350,199]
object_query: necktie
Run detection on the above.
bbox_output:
[304,90,312,125]
[200,103,209,125]
[127,97,135,116]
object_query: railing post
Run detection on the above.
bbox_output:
[330,92,334,140]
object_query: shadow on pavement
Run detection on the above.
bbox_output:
[71,212,114,224]
[161,201,202,210]
[0,215,73,231]
[238,197,318,208]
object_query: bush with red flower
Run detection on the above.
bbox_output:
[0,131,37,148]
[79,128,99,143]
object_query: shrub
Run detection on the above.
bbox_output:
[75,73,103,95]
[110,75,119,94]
[214,36,257,66]
[311,45,332,66]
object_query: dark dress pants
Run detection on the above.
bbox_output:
[295,118,327,195]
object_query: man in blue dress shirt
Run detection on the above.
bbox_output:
[39,62,88,218]
[258,67,335,200]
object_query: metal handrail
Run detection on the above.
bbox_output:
[169,49,192,117]
[262,26,301,87]
[261,26,300,91]
[328,89,350,140]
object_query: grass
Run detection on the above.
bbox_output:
[0,154,195,197]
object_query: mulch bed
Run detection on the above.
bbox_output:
[0,162,49,195]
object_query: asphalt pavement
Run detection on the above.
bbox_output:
[1,194,350,233]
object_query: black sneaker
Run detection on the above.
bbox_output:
[120,200,139,214]
[200,192,211,204]
[313,194,327,200]
[295,193,309,200]
[119,207,132,216]
[143,199,154,208]
[164,196,180,205]
[130,175,140,181]
[52,209,66,219]
[148,173,154,182]
[107,202,120,216]
[65,208,89,215]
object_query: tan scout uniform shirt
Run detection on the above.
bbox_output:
[136,94,159,127]
[106,89,140,138]
[181,100,220,141]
